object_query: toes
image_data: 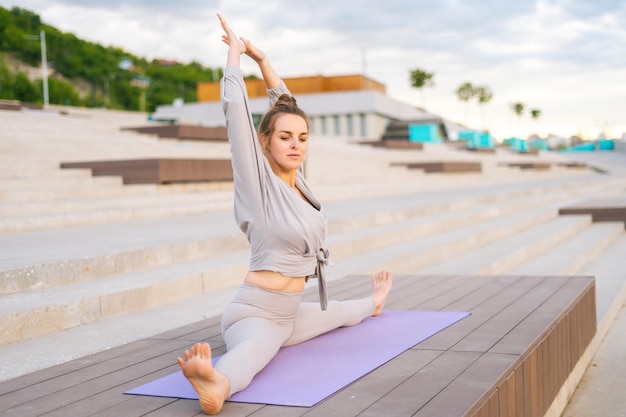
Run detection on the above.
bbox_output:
[199,343,212,359]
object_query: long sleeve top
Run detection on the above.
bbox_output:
[220,66,330,310]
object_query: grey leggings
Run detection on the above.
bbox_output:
[214,283,376,396]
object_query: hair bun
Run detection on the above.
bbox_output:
[275,94,297,108]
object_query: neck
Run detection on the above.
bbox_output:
[268,160,298,187]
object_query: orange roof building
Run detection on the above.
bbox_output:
[197,74,386,102]
[153,72,438,141]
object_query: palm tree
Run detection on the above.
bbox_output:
[474,85,493,130]
[510,102,525,137]
[456,82,476,126]
[530,108,541,135]
[409,68,435,107]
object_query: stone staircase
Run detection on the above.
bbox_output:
[1,106,625,383]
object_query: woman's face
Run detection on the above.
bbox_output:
[262,113,308,174]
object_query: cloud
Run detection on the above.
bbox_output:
[2,0,625,138]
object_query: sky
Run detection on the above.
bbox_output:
[3,0,625,140]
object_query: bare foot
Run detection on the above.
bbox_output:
[177,343,230,415]
[371,270,393,316]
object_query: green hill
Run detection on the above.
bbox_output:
[0,6,221,112]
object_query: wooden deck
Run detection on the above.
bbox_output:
[60,158,233,184]
[0,274,596,417]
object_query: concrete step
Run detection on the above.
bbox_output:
[0,206,552,345]
[1,174,623,347]
[0,168,95,180]
[326,183,608,280]
[3,174,615,296]
[0,199,236,234]
[0,189,235,217]
[0,186,532,296]
[508,222,624,276]
[0,249,250,345]
[326,180,606,261]
[0,177,603,343]
[354,209,589,277]
[0,182,233,203]
[411,215,597,275]
[0,175,124,190]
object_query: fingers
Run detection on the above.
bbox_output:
[217,13,236,38]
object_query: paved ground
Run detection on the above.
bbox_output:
[562,301,626,417]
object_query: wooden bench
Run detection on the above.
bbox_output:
[512,148,541,155]
[60,158,233,184]
[559,197,626,223]
[465,145,496,153]
[357,140,424,150]
[122,125,228,141]
[0,101,22,111]
[0,101,44,111]
[0,274,596,417]
[555,161,588,169]
[379,140,425,150]
[500,162,552,170]
[393,161,482,173]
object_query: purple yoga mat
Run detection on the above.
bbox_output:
[125,310,469,407]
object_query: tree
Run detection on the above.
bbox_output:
[409,68,434,107]
[510,102,525,137]
[474,85,493,130]
[0,5,226,111]
[12,71,40,102]
[456,82,475,125]
[530,108,541,135]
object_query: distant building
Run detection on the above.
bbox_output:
[152,73,456,140]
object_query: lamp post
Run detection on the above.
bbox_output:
[25,30,49,106]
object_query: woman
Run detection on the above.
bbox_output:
[177,14,393,415]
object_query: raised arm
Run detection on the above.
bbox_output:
[217,14,245,68]
[217,14,282,90]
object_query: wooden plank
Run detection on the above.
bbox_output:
[559,197,626,223]
[60,158,233,184]
[491,277,595,356]
[140,398,205,417]
[360,350,482,417]
[515,362,525,417]
[413,353,517,417]
[0,340,188,417]
[122,125,228,141]
[416,276,545,351]
[0,102,21,111]
[380,140,424,149]
[397,161,482,173]
[500,162,550,170]
[555,161,587,169]
[452,276,568,353]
